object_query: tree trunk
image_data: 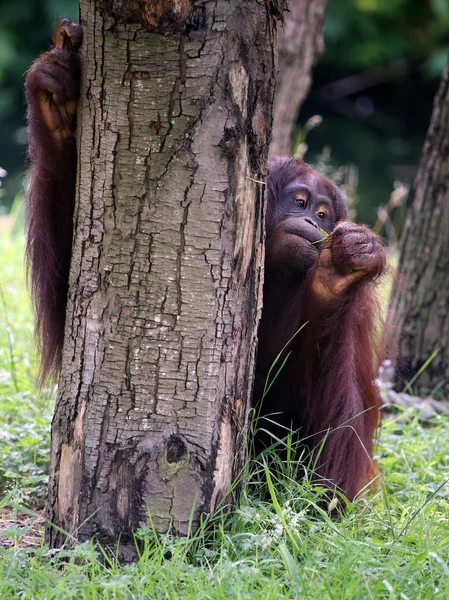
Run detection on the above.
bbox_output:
[388,61,449,394]
[269,0,327,156]
[46,0,278,559]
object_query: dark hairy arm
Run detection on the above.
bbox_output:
[25,19,82,383]
[298,222,386,499]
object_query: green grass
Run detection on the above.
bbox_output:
[1,230,449,599]
[0,231,53,507]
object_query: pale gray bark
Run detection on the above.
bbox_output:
[388,61,449,394]
[46,0,277,559]
[270,0,327,156]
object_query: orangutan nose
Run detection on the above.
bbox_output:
[304,217,319,230]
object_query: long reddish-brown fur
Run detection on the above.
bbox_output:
[255,157,385,502]
[25,21,81,384]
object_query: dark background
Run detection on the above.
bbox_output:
[0,0,448,229]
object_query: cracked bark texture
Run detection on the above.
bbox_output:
[270,0,327,155]
[388,61,449,393]
[46,0,277,559]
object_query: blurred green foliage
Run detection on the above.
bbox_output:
[301,0,449,227]
[324,0,449,75]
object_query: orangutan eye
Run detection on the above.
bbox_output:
[295,192,308,207]
[316,211,327,220]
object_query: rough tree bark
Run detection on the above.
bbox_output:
[269,0,327,155]
[46,0,279,559]
[388,61,449,393]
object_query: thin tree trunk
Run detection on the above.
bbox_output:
[388,61,449,393]
[46,0,278,560]
[270,0,327,156]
